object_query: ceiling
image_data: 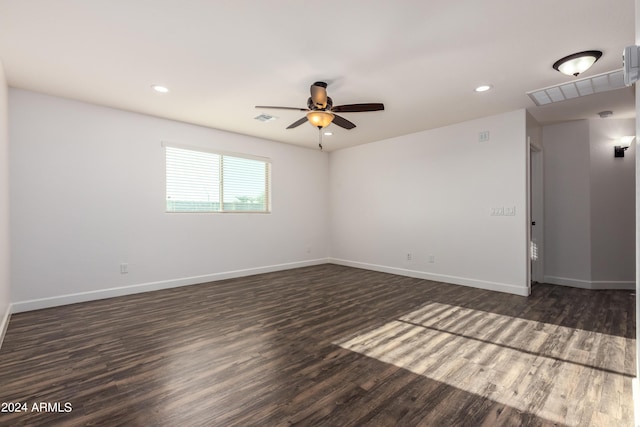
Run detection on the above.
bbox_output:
[0,0,635,151]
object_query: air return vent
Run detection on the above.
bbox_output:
[527,69,625,106]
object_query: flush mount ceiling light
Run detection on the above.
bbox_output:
[151,85,169,93]
[553,50,602,77]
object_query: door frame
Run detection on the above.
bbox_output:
[528,137,544,289]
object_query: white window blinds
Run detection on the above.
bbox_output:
[165,144,271,213]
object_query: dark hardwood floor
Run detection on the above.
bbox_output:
[0,264,635,426]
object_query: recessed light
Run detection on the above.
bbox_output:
[152,85,169,93]
[475,85,493,92]
[323,132,333,136]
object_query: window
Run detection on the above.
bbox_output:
[164,143,271,213]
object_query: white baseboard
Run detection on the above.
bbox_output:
[12,258,329,313]
[329,258,530,296]
[0,303,12,350]
[544,275,635,290]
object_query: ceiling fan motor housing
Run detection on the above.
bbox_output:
[310,81,329,109]
[307,96,332,111]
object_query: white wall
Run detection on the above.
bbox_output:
[543,119,635,289]
[589,118,635,283]
[0,60,11,344]
[9,89,329,311]
[543,121,592,285]
[329,109,529,296]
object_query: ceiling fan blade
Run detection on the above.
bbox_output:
[286,116,309,129]
[310,82,328,109]
[255,105,308,111]
[331,103,385,113]
[331,114,356,130]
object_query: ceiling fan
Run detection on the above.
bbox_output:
[255,81,384,133]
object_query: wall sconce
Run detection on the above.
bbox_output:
[614,136,635,158]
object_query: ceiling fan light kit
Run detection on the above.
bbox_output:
[306,110,334,128]
[552,50,602,76]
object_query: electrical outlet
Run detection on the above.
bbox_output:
[428,255,435,263]
[479,131,490,142]
[120,263,128,274]
[406,252,412,262]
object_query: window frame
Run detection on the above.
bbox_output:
[163,141,271,214]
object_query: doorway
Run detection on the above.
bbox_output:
[529,138,544,289]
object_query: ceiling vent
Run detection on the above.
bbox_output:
[527,69,625,106]
[254,114,277,122]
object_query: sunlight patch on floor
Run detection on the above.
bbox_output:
[334,301,634,426]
